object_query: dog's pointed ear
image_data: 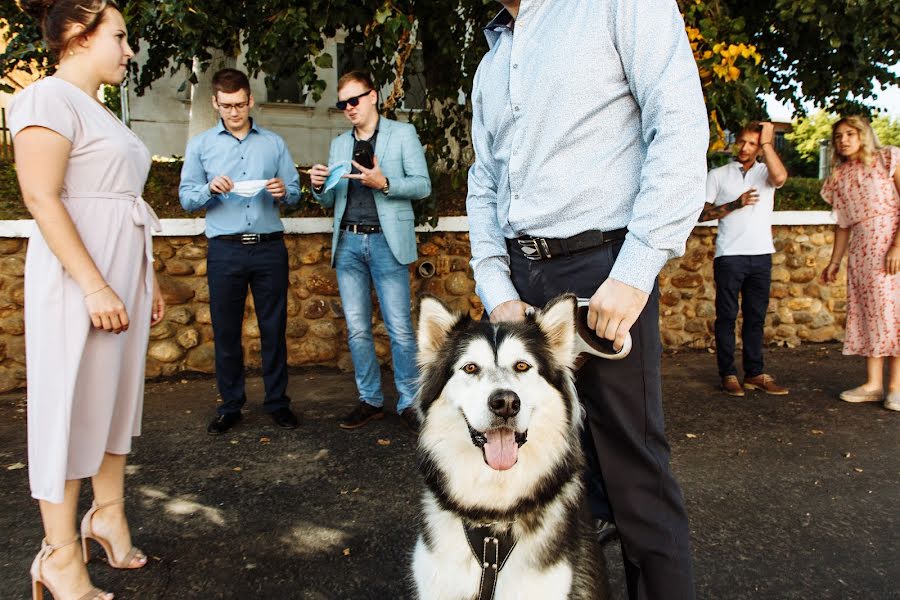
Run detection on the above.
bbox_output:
[535,294,577,366]
[417,296,464,366]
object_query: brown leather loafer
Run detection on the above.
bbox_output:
[744,374,789,395]
[721,375,745,397]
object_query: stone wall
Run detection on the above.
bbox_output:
[0,224,845,392]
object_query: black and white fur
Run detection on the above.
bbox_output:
[411,294,609,600]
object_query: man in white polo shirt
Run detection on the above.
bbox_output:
[701,121,789,397]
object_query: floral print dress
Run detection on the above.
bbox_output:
[821,146,900,357]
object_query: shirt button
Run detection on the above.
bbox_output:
[513,64,518,69]
[514,194,520,200]
[514,106,520,112]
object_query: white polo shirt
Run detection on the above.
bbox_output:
[705,161,781,258]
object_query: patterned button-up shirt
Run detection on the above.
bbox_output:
[467,0,709,314]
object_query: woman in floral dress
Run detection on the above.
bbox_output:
[820,115,900,411]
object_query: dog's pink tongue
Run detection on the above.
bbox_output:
[484,429,518,471]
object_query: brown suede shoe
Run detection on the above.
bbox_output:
[721,375,745,397]
[743,374,789,395]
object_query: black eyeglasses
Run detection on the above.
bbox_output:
[335,90,373,111]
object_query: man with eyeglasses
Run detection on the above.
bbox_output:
[467,1,708,599]
[308,70,431,433]
[180,68,302,435]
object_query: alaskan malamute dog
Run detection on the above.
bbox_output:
[411,294,609,600]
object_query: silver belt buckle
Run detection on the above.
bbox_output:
[516,238,550,260]
[241,233,260,245]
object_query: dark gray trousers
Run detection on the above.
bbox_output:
[506,239,696,600]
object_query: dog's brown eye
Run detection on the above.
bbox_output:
[514,361,531,373]
[462,363,480,375]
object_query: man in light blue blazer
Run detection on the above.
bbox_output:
[310,70,431,433]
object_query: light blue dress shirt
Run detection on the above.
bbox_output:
[467,0,710,314]
[179,119,300,238]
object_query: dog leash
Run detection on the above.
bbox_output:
[463,523,517,600]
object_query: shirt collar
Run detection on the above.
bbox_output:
[216,117,260,137]
[484,9,514,48]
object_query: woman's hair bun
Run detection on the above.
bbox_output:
[17,0,57,22]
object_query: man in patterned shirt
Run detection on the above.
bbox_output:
[467,2,708,598]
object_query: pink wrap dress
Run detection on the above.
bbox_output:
[8,77,160,503]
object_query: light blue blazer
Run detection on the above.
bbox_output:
[313,117,432,266]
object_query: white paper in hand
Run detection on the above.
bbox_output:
[231,179,269,198]
[323,161,351,192]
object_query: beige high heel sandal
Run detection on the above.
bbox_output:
[30,536,111,600]
[80,498,147,569]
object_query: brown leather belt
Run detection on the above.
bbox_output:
[508,228,628,261]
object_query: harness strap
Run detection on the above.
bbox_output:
[463,523,517,600]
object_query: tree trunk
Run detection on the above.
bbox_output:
[188,49,237,139]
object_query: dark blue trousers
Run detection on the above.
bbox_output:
[507,239,695,600]
[207,237,290,415]
[713,254,772,379]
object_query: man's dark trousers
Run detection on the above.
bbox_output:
[507,238,695,600]
[713,254,772,378]
[207,237,290,416]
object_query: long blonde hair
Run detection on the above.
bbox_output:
[831,115,881,168]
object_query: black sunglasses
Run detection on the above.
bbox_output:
[335,89,373,111]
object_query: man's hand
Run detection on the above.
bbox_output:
[209,175,234,195]
[760,122,775,146]
[489,300,532,323]
[738,187,759,207]
[345,155,388,190]
[309,164,329,189]
[266,177,286,199]
[587,278,649,351]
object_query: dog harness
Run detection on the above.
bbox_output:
[463,523,517,600]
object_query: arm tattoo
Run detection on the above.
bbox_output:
[699,198,742,222]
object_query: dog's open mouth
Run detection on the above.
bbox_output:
[467,423,528,471]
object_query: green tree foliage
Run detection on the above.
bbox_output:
[785,110,836,161]
[723,0,899,115]
[872,115,900,147]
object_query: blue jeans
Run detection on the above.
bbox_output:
[334,231,418,413]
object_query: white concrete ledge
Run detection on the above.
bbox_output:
[0,212,832,238]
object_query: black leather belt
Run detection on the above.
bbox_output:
[215,232,283,244]
[508,228,628,261]
[342,223,382,234]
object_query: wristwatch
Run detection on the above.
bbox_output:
[381,178,390,195]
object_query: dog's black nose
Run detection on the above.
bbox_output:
[488,390,520,418]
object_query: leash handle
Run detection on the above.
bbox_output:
[575,298,632,360]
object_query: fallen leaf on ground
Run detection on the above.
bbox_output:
[843,452,851,458]
[6,462,25,470]
[232,467,242,472]
[810,429,824,435]
[259,437,271,444]
[685,433,699,439]
[352,487,360,493]
[853,468,863,473]
[342,548,351,556]
[377,439,391,446]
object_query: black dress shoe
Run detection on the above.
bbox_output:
[339,403,384,430]
[399,408,420,434]
[207,412,242,435]
[271,407,300,429]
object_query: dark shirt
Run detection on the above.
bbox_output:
[342,126,380,227]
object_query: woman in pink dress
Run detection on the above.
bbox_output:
[9,1,164,598]
[820,115,900,412]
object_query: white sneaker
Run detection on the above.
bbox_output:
[839,386,883,403]
[884,392,900,412]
